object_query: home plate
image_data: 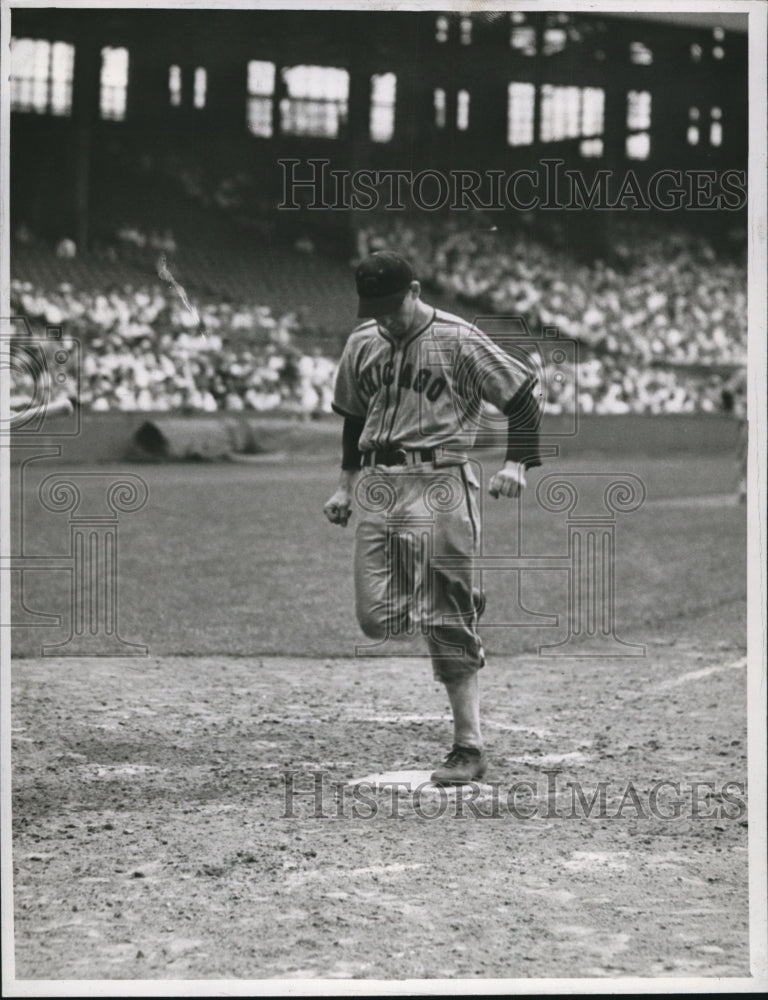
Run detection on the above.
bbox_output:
[348,770,493,793]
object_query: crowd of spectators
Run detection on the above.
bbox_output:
[10,214,746,418]
[543,355,730,415]
[10,279,336,417]
[357,216,746,415]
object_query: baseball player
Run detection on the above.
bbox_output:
[324,251,542,784]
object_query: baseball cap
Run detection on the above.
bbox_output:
[355,251,414,318]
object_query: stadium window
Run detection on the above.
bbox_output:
[543,29,567,57]
[435,16,449,43]
[100,47,129,121]
[460,18,472,45]
[11,38,51,114]
[510,14,536,57]
[686,107,700,145]
[279,65,349,139]
[580,138,603,157]
[10,37,74,116]
[539,85,555,141]
[246,60,275,137]
[629,41,653,65]
[194,67,206,109]
[581,87,604,137]
[690,43,702,62]
[506,81,534,146]
[456,89,470,131]
[626,90,651,131]
[49,43,74,115]
[370,72,396,143]
[625,90,651,160]
[710,107,723,147]
[626,132,650,160]
[169,65,182,107]
[540,84,581,142]
[433,88,447,129]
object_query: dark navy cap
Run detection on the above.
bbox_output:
[355,251,414,318]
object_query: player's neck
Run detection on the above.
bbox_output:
[396,300,433,340]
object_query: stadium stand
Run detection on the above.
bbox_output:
[358,215,746,414]
[9,268,337,417]
[7,8,747,421]
[11,209,745,417]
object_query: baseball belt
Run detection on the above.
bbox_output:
[362,448,436,467]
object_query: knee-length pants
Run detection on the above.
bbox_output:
[353,462,484,683]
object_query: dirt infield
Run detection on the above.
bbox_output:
[8,454,751,983]
[11,603,748,980]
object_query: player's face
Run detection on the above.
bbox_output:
[376,286,418,339]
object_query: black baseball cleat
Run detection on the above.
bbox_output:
[430,744,488,785]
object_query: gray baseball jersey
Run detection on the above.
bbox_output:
[332,308,535,454]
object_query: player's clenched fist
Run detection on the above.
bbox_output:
[488,461,527,499]
[324,489,353,527]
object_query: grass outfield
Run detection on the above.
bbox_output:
[11,450,746,661]
[9,449,751,981]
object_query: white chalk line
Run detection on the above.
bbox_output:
[357,714,552,739]
[660,656,747,689]
[647,493,739,508]
[286,862,424,886]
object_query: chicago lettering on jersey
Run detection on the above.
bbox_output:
[360,361,447,403]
